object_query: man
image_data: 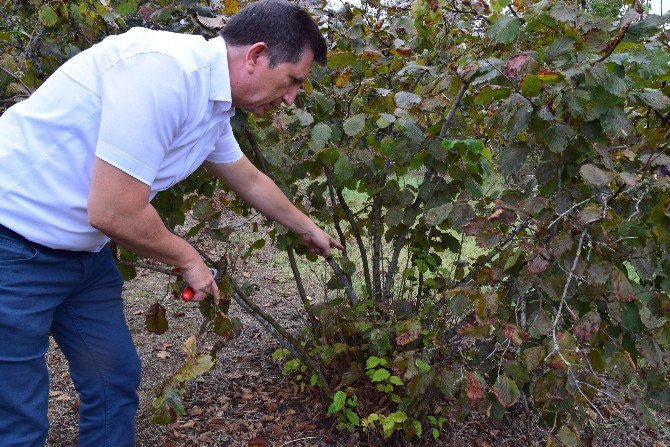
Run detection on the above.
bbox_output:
[0,0,341,445]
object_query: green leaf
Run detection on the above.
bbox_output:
[328,390,347,414]
[497,143,530,176]
[487,16,521,44]
[493,375,521,407]
[310,123,332,150]
[366,356,387,369]
[523,345,546,371]
[389,375,404,386]
[475,87,511,105]
[38,5,59,27]
[294,109,314,126]
[619,301,643,331]
[333,156,354,186]
[370,368,391,382]
[633,90,670,112]
[145,302,168,334]
[625,15,664,42]
[388,411,407,423]
[376,113,395,128]
[546,123,574,153]
[115,0,137,16]
[586,64,626,97]
[579,163,612,187]
[116,263,137,280]
[327,51,358,69]
[425,203,453,226]
[557,426,581,447]
[490,0,510,13]
[345,408,360,426]
[272,348,290,360]
[520,75,542,97]
[397,118,424,143]
[600,108,633,138]
[173,354,214,382]
[343,114,366,137]
[394,91,421,109]
[416,359,431,371]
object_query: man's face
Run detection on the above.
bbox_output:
[238,47,314,116]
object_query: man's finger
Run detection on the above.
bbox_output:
[212,283,220,304]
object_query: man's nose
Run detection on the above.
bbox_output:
[283,85,300,106]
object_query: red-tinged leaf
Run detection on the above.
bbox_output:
[573,310,601,342]
[577,204,603,226]
[464,371,484,405]
[457,323,493,339]
[145,302,168,335]
[549,232,573,258]
[475,292,499,323]
[503,324,529,345]
[537,66,560,83]
[472,0,490,15]
[212,311,235,339]
[504,53,533,78]
[531,372,567,404]
[612,269,635,301]
[527,255,549,274]
[248,436,269,447]
[493,375,520,407]
[395,318,422,346]
[580,163,612,187]
[489,208,517,225]
[588,262,614,284]
[523,346,546,371]
[463,216,491,236]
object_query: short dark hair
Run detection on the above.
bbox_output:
[220,0,327,67]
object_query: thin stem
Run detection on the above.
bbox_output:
[287,246,320,332]
[325,256,358,306]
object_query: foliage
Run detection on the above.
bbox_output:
[240,0,670,442]
[3,0,670,443]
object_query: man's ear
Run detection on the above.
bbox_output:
[245,42,269,73]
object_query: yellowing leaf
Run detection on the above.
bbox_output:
[223,0,239,15]
[334,71,352,88]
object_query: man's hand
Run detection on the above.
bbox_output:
[298,225,344,257]
[178,261,220,303]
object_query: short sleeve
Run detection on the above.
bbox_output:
[95,53,191,185]
[205,119,244,164]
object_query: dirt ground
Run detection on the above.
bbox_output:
[42,213,670,447]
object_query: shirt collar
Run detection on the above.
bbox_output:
[207,36,232,104]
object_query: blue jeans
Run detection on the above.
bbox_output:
[0,225,141,447]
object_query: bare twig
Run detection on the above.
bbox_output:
[229,275,330,393]
[325,256,358,306]
[334,186,373,296]
[287,246,320,332]
[0,65,33,95]
[440,78,471,139]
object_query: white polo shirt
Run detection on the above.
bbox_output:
[0,27,243,251]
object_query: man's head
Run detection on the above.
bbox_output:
[221,0,327,68]
[223,0,327,115]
